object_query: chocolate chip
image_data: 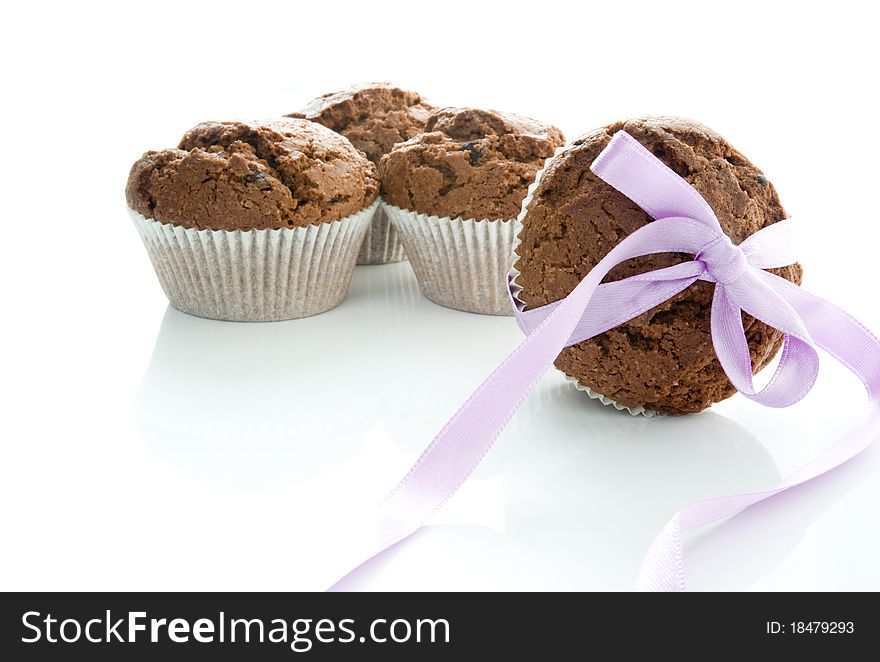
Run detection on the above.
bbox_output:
[244,171,267,184]
[459,141,484,164]
[756,174,768,186]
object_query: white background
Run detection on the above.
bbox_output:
[2,0,879,591]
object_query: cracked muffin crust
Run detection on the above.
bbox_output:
[513,116,803,415]
[287,83,436,165]
[379,108,565,221]
[125,119,378,230]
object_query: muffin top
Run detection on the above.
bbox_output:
[126,118,378,230]
[513,116,803,415]
[379,107,565,221]
[287,83,436,165]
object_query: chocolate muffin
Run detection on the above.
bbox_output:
[289,83,435,165]
[377,108,564,316]
[513,116,802,414]
[127,118,378,230]
[380,107,565,221]
[288,83,435,263]
[126,118,379,322]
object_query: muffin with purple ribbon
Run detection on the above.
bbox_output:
[380,107,565,315]
[511,116,803,414]
[126,118,379,321]
[287,83,436,264]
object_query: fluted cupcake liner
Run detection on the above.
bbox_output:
[357,199,408,265]
[130,200,378,322]
[509,144,658,417]
[385,204,518,316]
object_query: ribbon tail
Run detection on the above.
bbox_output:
[638,515,685,592]
[330,217,719,590]
[758,271,880,399]
[638,407,880,591]
[640,276,880,591]
[329,259,604,589]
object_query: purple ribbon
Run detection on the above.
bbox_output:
[333,131,880,591]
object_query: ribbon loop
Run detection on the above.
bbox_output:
[711,285,819,408]
[591,131,722,230]
[740,218,800,269]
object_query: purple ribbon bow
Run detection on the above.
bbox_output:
[333,131,880,592]
[514,132,820,410]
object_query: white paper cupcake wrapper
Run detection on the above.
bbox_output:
[385,204,518,316]
[509,144,659,417]
[130,200,377,322]
[357,199,408,265]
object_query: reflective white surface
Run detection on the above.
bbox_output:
[3,0,880,592]
[3,258,879,591]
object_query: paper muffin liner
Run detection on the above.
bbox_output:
[385,204,518,316]
[509,144,659,417]
[357,198,407,265]
[130,200,378,322]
